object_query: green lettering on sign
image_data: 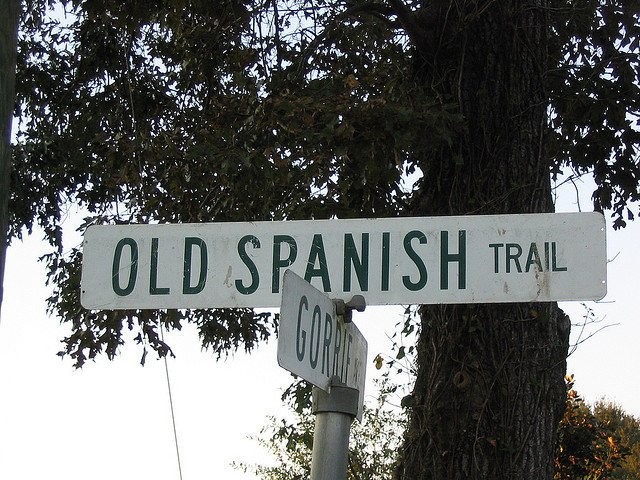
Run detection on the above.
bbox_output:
[309,305,322,369]
[322,312,333,377]
[332,322,342,377]
[381,232,390,291]
[112,238,138,296]
[402,230,428,291]
[441,230,466,290]
[272,235,298,293]
[236,235,260,295]
[150,238,170,295]
[552,242,567,271]
[183,237,207,294]
[525,242,542,273]
[296,295,308,362]
[343,233,369,292]
[305,234,331,292]
[489,243,503,273]
[506,243,523,273]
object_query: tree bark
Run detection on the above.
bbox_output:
[396,1,569,478]
[0,0,20,314]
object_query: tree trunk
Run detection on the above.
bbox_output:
[396,1,569,478]
[0,0,20,313]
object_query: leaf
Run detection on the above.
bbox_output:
[374,354,384,370]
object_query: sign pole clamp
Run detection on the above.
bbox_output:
[333,295,366,323]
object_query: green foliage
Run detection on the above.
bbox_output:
[9,1,640,366]
[240,374,640,480]
[11,0,456,365]
[554,376,637,479]
[235,378,406,480]
[548,0,640,228]
[237,412,314,480]
[240,323,414,480]
[15,0,286,365]
[593,400,640,479]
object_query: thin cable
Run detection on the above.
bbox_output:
[160,324,184,480]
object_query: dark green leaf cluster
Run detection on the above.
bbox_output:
[555,377,640,479]
[549,0,640,228]
[592,400,640,479]
[244,373,640,480]
[42,245,275,368]
[10,0,640,364]
[236,377,406,480]
[11,0,449,365]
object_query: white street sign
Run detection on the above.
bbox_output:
[80,212,606,309]
[277,270,367,420]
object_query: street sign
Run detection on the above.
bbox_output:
[80,212,606,309]
[277,270,367,420]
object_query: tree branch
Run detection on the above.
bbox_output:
[291,2,397,79]
[387,0,428,45]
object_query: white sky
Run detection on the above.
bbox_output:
[0,178,638,479]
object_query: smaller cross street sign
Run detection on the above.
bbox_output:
[277,269,367,420]
[80,212,607,309]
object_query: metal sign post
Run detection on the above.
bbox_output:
[278,270,368,479]
[310,378,360,480]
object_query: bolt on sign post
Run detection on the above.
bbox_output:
[278,269,368,480]
[81,212,607,310]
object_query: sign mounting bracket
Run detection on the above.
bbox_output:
[333,295,366,323]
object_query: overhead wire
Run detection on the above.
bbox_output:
[160,324,184,480]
